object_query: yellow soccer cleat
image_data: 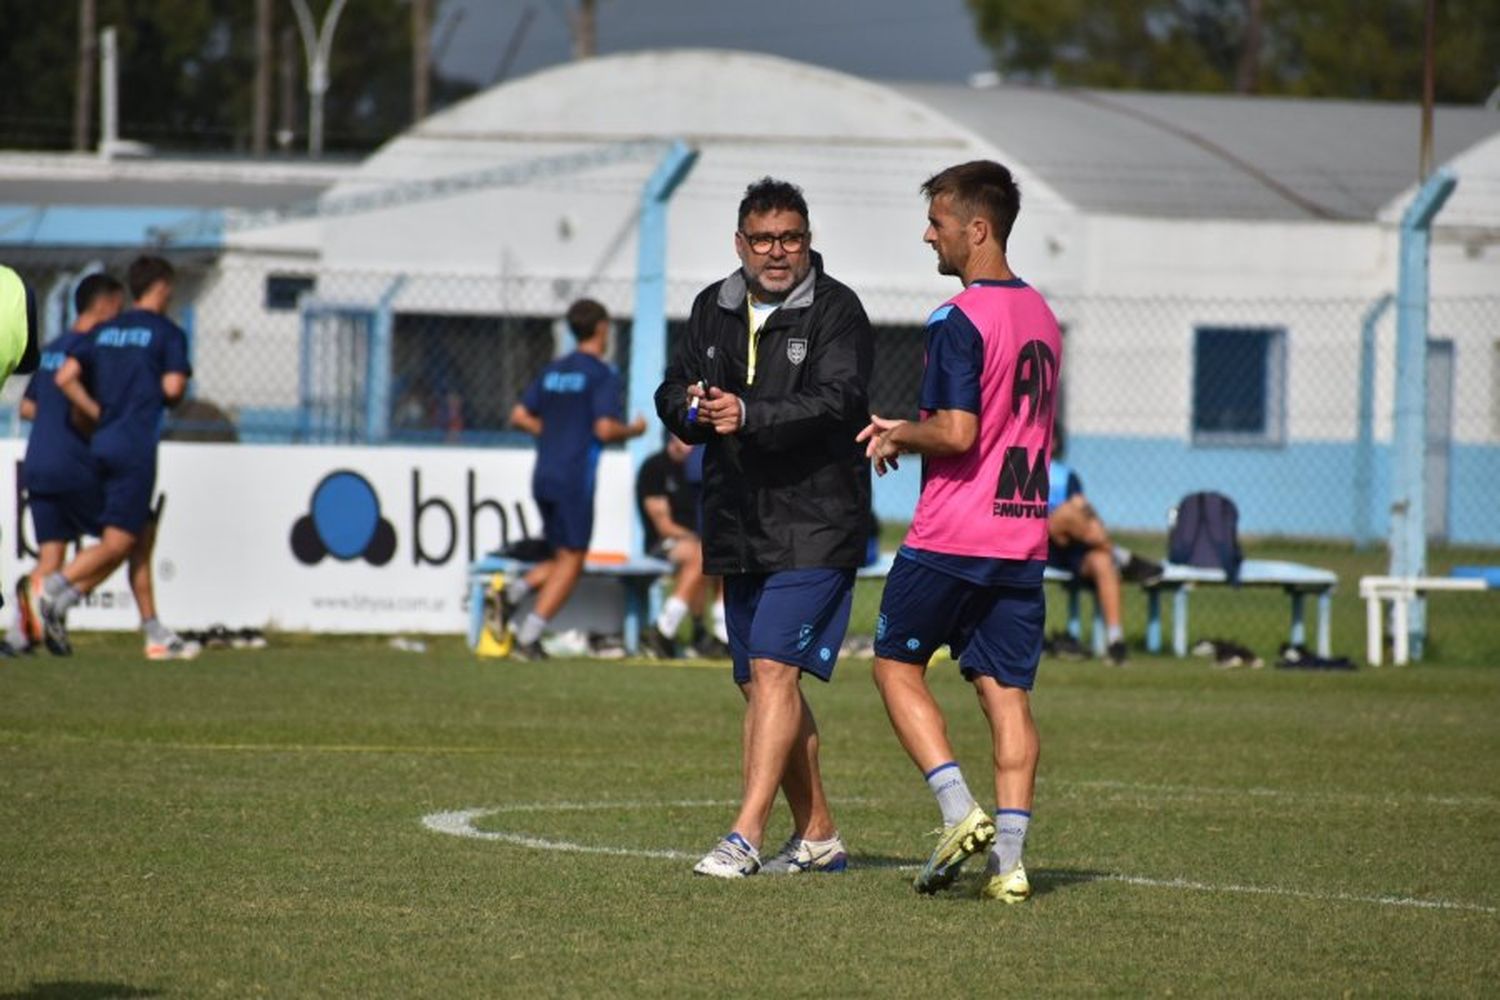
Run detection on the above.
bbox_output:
[913,804,995,894]
[979,864,1031,904]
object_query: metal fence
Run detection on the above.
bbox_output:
[6,260,1498,663]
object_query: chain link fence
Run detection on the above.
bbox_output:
[6,259,1498,663]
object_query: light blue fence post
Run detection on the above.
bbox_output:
[1388,168,1457,661]
[365,275,407,444]
[627,140,698,563]
[1353,294,1391,548]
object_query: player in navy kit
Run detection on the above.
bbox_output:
[501,299,647,659]
[14,273,124,652]
[27,256,198,660]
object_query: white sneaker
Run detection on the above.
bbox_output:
[146,633,202,661]
[759,834,849,874]
[692,832,760,879]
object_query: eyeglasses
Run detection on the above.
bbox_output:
[738,230,808,255]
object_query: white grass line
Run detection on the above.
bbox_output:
[422,803,1499,915]
[1047,871,1498,915]
[1044,777,1499,810]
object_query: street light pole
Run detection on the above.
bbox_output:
[288,0,349,158]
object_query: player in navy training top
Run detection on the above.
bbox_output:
[501,298,647,659]
[28,256,198,661]
[14,273,123,651]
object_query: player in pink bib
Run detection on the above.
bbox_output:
[858,160,1061,903]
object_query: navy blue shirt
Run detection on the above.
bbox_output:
[22,332,95,494]
[67,309,191,464]
[519,351,624,500]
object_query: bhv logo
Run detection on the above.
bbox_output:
[290,470,397,566]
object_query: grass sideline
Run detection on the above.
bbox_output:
[2,635,1498,997]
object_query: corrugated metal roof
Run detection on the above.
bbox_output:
[892,83,1500,221]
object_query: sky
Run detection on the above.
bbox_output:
[433,0,996,89]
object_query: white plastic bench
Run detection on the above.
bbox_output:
[1358,574,1491,666]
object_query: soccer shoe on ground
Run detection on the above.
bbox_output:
[146,634,203,661]
[692,833,760,879]
[979,863,1032,904]
[507,632,549,662]
[638,624,678,660]
[690,634,732,660]
[1105,639,1130,666]
[35,589,73,657]
[16,576,43,647]
[913,804,995,894]
[759,834,849,875]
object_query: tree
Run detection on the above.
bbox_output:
[0,0,475,153]
[964,0,1500,103]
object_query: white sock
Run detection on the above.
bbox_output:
[656,596,689,637]
[505,578,533,603]
[989,810,1030,875]
[712,597,728,644]
[925,761,978,827]
[517,612,547,646]
[1107,623,1124,644]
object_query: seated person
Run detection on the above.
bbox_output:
[1048,454,1163,666]
[635,434,728,658]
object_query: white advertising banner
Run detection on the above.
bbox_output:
[2,441,635,634]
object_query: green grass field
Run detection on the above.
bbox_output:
[2,635,1498,997]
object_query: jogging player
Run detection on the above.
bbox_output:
[504,298,647,660]
[656,177,873,878]
[859,161,1061,902]
[31,255,199,660]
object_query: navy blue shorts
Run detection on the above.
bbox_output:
[724,568,855,685]
[98,456,157,536]
[536,494,593,552]
[29,487,104,543]
[874,554,1045,690]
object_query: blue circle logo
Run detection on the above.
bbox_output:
[906,637,921,651]
[291,470,397,566]
[819,647,832,662]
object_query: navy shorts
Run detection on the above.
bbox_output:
[98,455,157,536]
[874,554,1046,690]
[29,487,104,543]
[536,494,593,552]
[724,568,855,685]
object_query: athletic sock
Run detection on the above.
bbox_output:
[142,618,173,645]
[1107,623,1124,644]
[43,573,83,614]
[655,596,689,637]
[924,761,978,827]
[1113,545,1133,566]
[989,809,1030,875]
[712,597,728,644]
[516,612,547,646]
[504,578,532,605]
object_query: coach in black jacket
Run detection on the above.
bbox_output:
[655,178,873,880]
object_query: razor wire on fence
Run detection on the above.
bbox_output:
[5,259,1498,660]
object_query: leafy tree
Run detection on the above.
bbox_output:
[965,0,1500,103]
[0,0,475,153]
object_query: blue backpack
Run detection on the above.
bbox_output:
[1169,491,1243,584]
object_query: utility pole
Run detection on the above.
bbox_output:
[289,0,350,158]
[570,0,597,59]
[412,0,432,123]
[1420,0,1435,179]
[73,0,97,150]
[253,0,273,155]
[278,25,297,152]
[1235,0,1262,95]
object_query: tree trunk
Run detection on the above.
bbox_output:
[73,0,96,150]
[1235,0,1262,94]
[253,0,272,155]
[412,0,431,123]
[570,0,597,60]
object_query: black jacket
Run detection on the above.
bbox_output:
[655,253,873,575]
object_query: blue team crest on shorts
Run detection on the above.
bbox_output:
[876,614,888,640]
[787,338,808,365]
[906,637,921,652]
[819,647,832,662]
[797,624,814,651]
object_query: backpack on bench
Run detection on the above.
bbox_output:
[1169,491,1243,585]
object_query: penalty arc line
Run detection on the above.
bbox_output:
[422,804,1498,916]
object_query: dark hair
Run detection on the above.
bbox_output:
[565,298,609,341]
[921,160,1021,250]
[737,177,809,229]
[127,255,174,300]
[74,272,124,315]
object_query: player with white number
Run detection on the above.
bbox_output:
[859,160,1061,902]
